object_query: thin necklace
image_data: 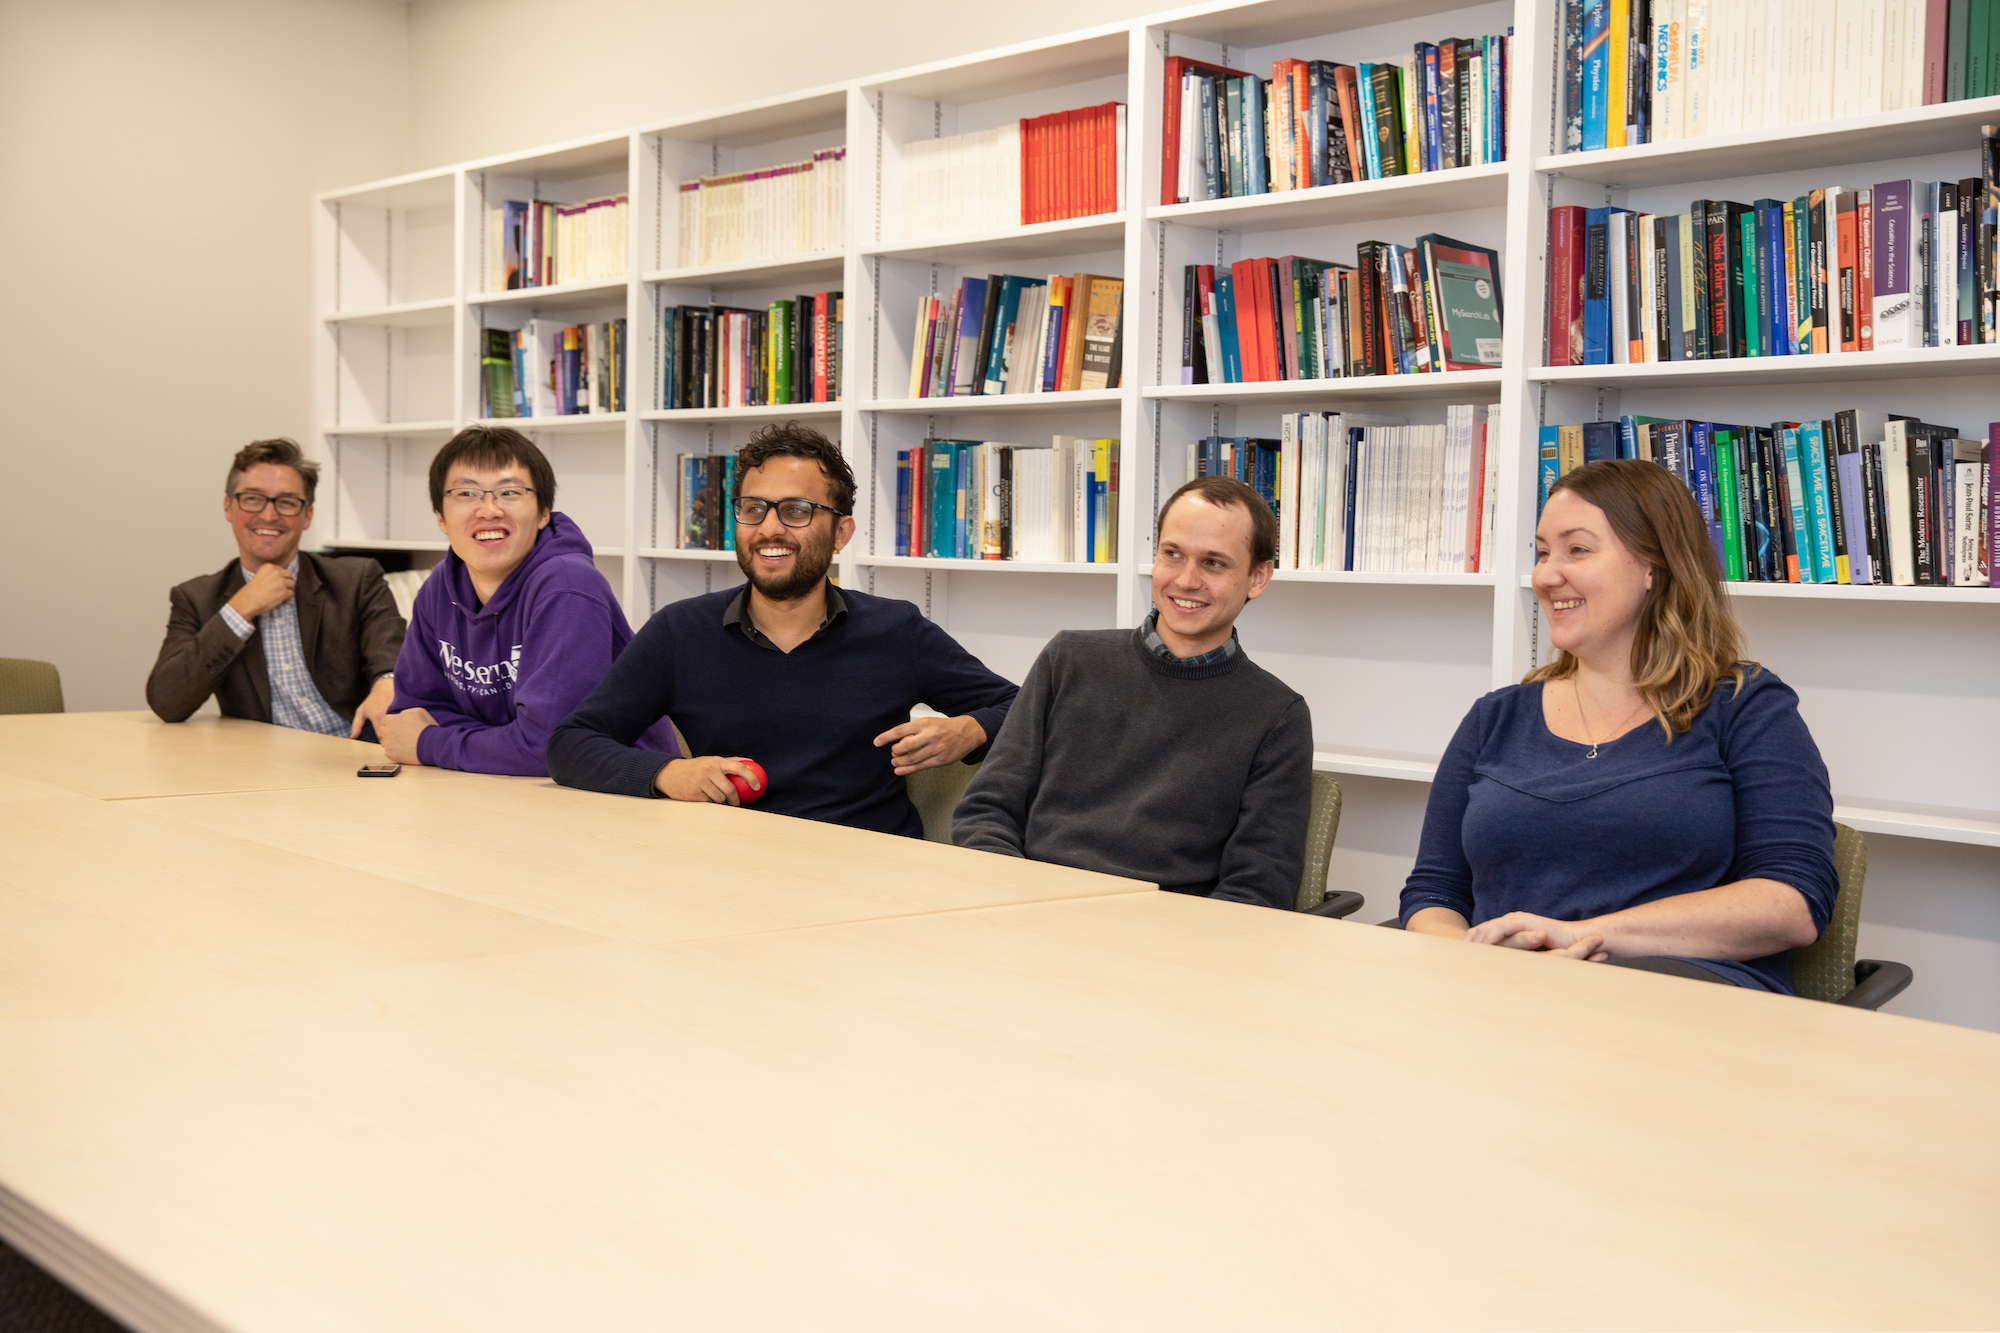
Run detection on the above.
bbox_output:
[1573,678,1647,759]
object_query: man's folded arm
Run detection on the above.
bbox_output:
[910,615,1020,761]
[1210,697,1314,910]
[546,616,678,797]
[147,586,251,723]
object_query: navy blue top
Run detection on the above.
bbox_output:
[1399,670,1837,993]
[547,586,1017,838]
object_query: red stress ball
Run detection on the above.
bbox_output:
[726,760,769,805]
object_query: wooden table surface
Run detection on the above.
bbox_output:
[2,714,1996,1331]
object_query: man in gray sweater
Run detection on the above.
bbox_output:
[952,477,1312,909]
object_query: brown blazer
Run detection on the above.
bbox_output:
[147,552,407,725]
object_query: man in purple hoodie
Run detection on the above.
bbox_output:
[377,426,677,775]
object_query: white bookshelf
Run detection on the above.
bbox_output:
[310,0,1998,862]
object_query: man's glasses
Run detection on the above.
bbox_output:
[442,486,538,509]
[231,492,308,516]
[733,497,846,527]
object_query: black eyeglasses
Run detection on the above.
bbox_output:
[231,492,308,516]
[733,497,846,527]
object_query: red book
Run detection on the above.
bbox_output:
[1547,205,1586,365]
[1836,195,1859,353]
[1332,66,1367,183]
[1465,415,1488,571]
[1857,192,1875,351]
[812,292,829,402]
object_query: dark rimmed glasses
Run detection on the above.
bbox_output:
[230,492,308,516]
[733,497,847,527]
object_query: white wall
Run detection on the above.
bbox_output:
[405,0,1175,167]
[0,0,410,710]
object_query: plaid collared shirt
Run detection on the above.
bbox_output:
[219,558,349,737]
[1140,608,1242,668]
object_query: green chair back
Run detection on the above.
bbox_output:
[1791,822,1867,1003]
[909,762,979,844]
[0,659,63,715]
[671,721,690,759]
[1294,773,1344,912]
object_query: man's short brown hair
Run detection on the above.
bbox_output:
[227,438,319,504]
[427,425,557,514]
[734,421,854,515]
[1157,476,1277,568]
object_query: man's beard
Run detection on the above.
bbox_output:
[736,524,835,602]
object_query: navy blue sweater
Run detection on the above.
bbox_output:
[1399,670,1837,993]
[547,587,1017,837]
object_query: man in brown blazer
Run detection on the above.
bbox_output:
[147,438,406,739]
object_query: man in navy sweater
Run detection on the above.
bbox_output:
[547,423,1017,838]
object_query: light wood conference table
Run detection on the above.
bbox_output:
[1,713,1996,1330]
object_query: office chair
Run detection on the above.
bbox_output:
[908,760,979,844]
[1297,772,1363,918]
[1791,823,1913,1009]
[0,659,64,715]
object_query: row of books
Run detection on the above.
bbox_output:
[660,296,842,410]
[1180,236,1503,383]
[891,437,1121,563]
[1563,0,2000,153]
[1168,406,1498,573]
[481,322,627,418]
[675,454,740,551]
[486,195,629,291]
[673,149,844,268]
[906,274,1124,398]
[1541,412,1998,586]
[1548,153,2000,365]
[898,102,1126,239]
[1162,36,1513,204]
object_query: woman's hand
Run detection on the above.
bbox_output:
[1465,912,1609,961]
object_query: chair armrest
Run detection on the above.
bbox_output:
[1839,959,1913,1010]
[1377,917,1404,929]
[1304,891,1365,919]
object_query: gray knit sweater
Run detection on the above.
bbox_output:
[951,626,1312,909]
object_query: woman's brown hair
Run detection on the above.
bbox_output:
[1524,459,1755,738]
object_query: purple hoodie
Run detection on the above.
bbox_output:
[393,511,678,775]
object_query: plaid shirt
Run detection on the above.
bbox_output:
[1140,608,1242,668]
[219,559,349,737]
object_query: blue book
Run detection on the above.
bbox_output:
[1582,420,1620,463]
[927,446,955,558]
[983,278,1029,394]
[1580,0,1610,152]
[894,451,912,556]
[722,456,738,547]
[1619,415,1637,459]
[1777,427,1811,581]
[1421,45,1443,173]
[1752,200,1786,356]
[1689,422,1725,571]
[1041,299,1066,393]
[1800,420,1838,583]
[1538,425,1560,512]
[1214,273,1244,382]
[1356,64,1382,180]
[1225,78,1245,196]
[1246,78,1269,194]
[1582,207,1624,364]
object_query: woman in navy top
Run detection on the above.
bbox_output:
[1400,460,1837,992]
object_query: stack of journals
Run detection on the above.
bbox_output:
[674,454,739,551]
[1547,145,2000,365]
[1539,413,1998,587]
[487,195,629,290]
[1161,36,1512,204]
[1561,0,2000,153]
[892,437,1118,562]
[674,148,845,267]
[899,101,1125,238]
[1182,236,1502,383]
[660,295,841,409]
[482,322,627,418]
[908,274,1124,398]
